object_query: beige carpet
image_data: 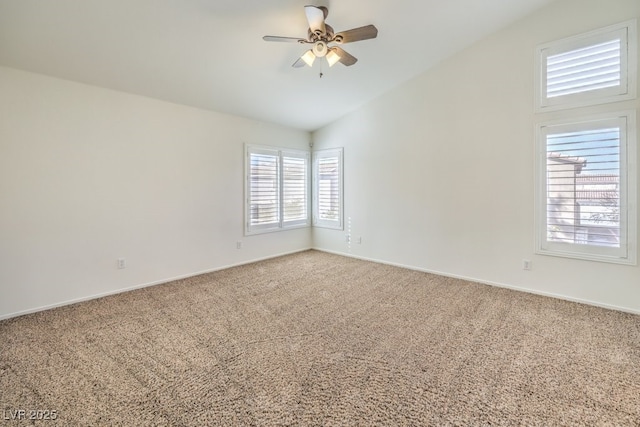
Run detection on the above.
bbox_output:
[1,250,639,426]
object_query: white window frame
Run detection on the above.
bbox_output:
[312,148,344,230]
[535,19,637,112]
[535,111,637,265]
[245,144,310,235]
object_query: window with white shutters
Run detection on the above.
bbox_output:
[536,20,636,111]
[536,113,636,264]
[248,148,279,229]
[245,145,309,235]
[282,154,308,225]
[313,148,343,230]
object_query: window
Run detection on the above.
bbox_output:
[313,148,343,230]
[536,20,636,111]
[535,112,636,264]
[245,145,309,235]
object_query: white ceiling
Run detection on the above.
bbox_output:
[0,0,556,131]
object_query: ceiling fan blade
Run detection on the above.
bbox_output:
[263,35,307,43]
[304,5,326,36]
[292,57,306,68]
[330,47,358,66]
[333,24,378,44]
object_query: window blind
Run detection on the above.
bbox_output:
[317,156,340,221]
[546,39,621,98]
[313,148,343,230]
[537,110,638,267]
[536,20,635,111]
[546,126,621,248]
[245,145,310,234]
[282,155,308,222]
[248,151,279,227]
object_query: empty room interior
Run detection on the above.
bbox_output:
[1,0,639,425]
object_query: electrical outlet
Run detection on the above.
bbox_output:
[522,259,531,270]
[236,241,242,249]
[356,237,362,244]
[117,258,126,269]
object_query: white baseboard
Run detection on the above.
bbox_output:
[0,247,312,321]
[313,248,640,316]
[4,246,637,321]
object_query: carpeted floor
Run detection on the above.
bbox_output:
[1,250,639,426]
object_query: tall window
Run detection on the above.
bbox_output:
[535,20,637,265]
[313,148,343,230]
[245,145,309,235]
[536,20,636,111]
[536,113,636,264]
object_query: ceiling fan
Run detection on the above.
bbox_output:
[263,5,378,68]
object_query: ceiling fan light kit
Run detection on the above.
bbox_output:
[325,49,340,67]
[263,5,378,70]
[301,50,316,67]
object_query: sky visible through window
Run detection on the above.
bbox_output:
[547,127,620,175]
[546,126,621,247]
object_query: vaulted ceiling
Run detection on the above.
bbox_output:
[0,0,557,131]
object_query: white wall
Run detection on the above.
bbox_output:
[312,0,640,313]
[0,66,311,319]
[2,0,638,320]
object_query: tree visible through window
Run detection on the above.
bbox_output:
[535,21,636,265]
[537,114,636,264]
[545,127,621,248]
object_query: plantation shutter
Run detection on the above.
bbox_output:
[537,114,634,264]
[313,148,343,229]
[545,126,621,247]
[246,145,310,234]
[536,21,634,110]
[318,157,339,220]
[546,39,621,98]
[248,148,280,230]
[282,152,309,226]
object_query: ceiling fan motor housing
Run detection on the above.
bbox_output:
[312,41,328,57]
[308,24,334,43]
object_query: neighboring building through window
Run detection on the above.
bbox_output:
[536,113,636,264]
[535,19,637,265]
